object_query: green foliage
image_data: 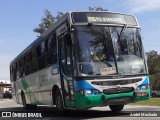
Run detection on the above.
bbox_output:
[88,7,108,11]
[147,50,160,89]
[33,9,63,36]
[34,7,108,36]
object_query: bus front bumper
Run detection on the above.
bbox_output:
[75,90,150,108]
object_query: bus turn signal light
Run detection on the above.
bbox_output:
[79,90,84,95]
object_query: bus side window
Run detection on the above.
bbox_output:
[16,61,20,79]
[13,64,16,81]
[37,44,41,57]
[19,58,25,78]
[10,66,12,81]
[60,34,72,77]
[30,48,37,73]
[10,65,15,81]
[46,33,57,65]
[37,41,46,70]
[25,53,30,75]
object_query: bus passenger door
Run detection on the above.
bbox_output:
[58,33,75,108]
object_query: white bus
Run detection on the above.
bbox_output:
[10,11,150,111]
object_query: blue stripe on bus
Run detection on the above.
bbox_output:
[141,76,150,85]
[74,80,95,91]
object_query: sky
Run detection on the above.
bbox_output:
[0,0,160,81]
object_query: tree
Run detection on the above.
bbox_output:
[147,50,159,75]
[88,7,108,11]
[33,9,64,36]
[146,50,160,89]
[33,7,108,35]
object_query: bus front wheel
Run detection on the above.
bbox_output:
[54,90,64,111]
[109,105,124,112]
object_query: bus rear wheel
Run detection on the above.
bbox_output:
[54,90,64,111]
[21,93,37,110]
[109,105,124,112]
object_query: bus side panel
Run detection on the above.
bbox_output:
[37,66,61,105]
[20,73,42,105]
[14,79,24,104]
[11,82,18,103]
[20,66,61,106]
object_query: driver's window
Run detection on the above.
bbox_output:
[60,34,72,77]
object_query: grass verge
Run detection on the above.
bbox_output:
[129,98,160,106]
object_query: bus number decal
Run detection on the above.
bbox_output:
[100,67,116,75]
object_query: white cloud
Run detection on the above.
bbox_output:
[128,0,160,13]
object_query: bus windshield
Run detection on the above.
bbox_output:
[74,26,147,76]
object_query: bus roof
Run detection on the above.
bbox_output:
[10,11,138,66]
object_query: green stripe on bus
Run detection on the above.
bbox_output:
[21,78,45,105]
[75,92,103,108]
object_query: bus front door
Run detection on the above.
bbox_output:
[58,34,75,108]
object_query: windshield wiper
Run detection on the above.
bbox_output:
[115,24,128,52]
[119,24,127,37]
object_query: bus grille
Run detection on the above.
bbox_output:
[91,78,142,86]
[103,87,134,94]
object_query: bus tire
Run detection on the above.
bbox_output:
[21,93,37,110]
[109,105,124,112]
[54,90,64,111]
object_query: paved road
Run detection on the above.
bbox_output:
[0,99,160,120]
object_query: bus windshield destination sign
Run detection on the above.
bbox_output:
[72,12,138,26]
[87,16,123,23]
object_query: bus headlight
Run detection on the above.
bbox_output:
[142,85,147,90]
[85,90,91,96]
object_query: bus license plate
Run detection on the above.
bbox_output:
[136,92,148,96]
